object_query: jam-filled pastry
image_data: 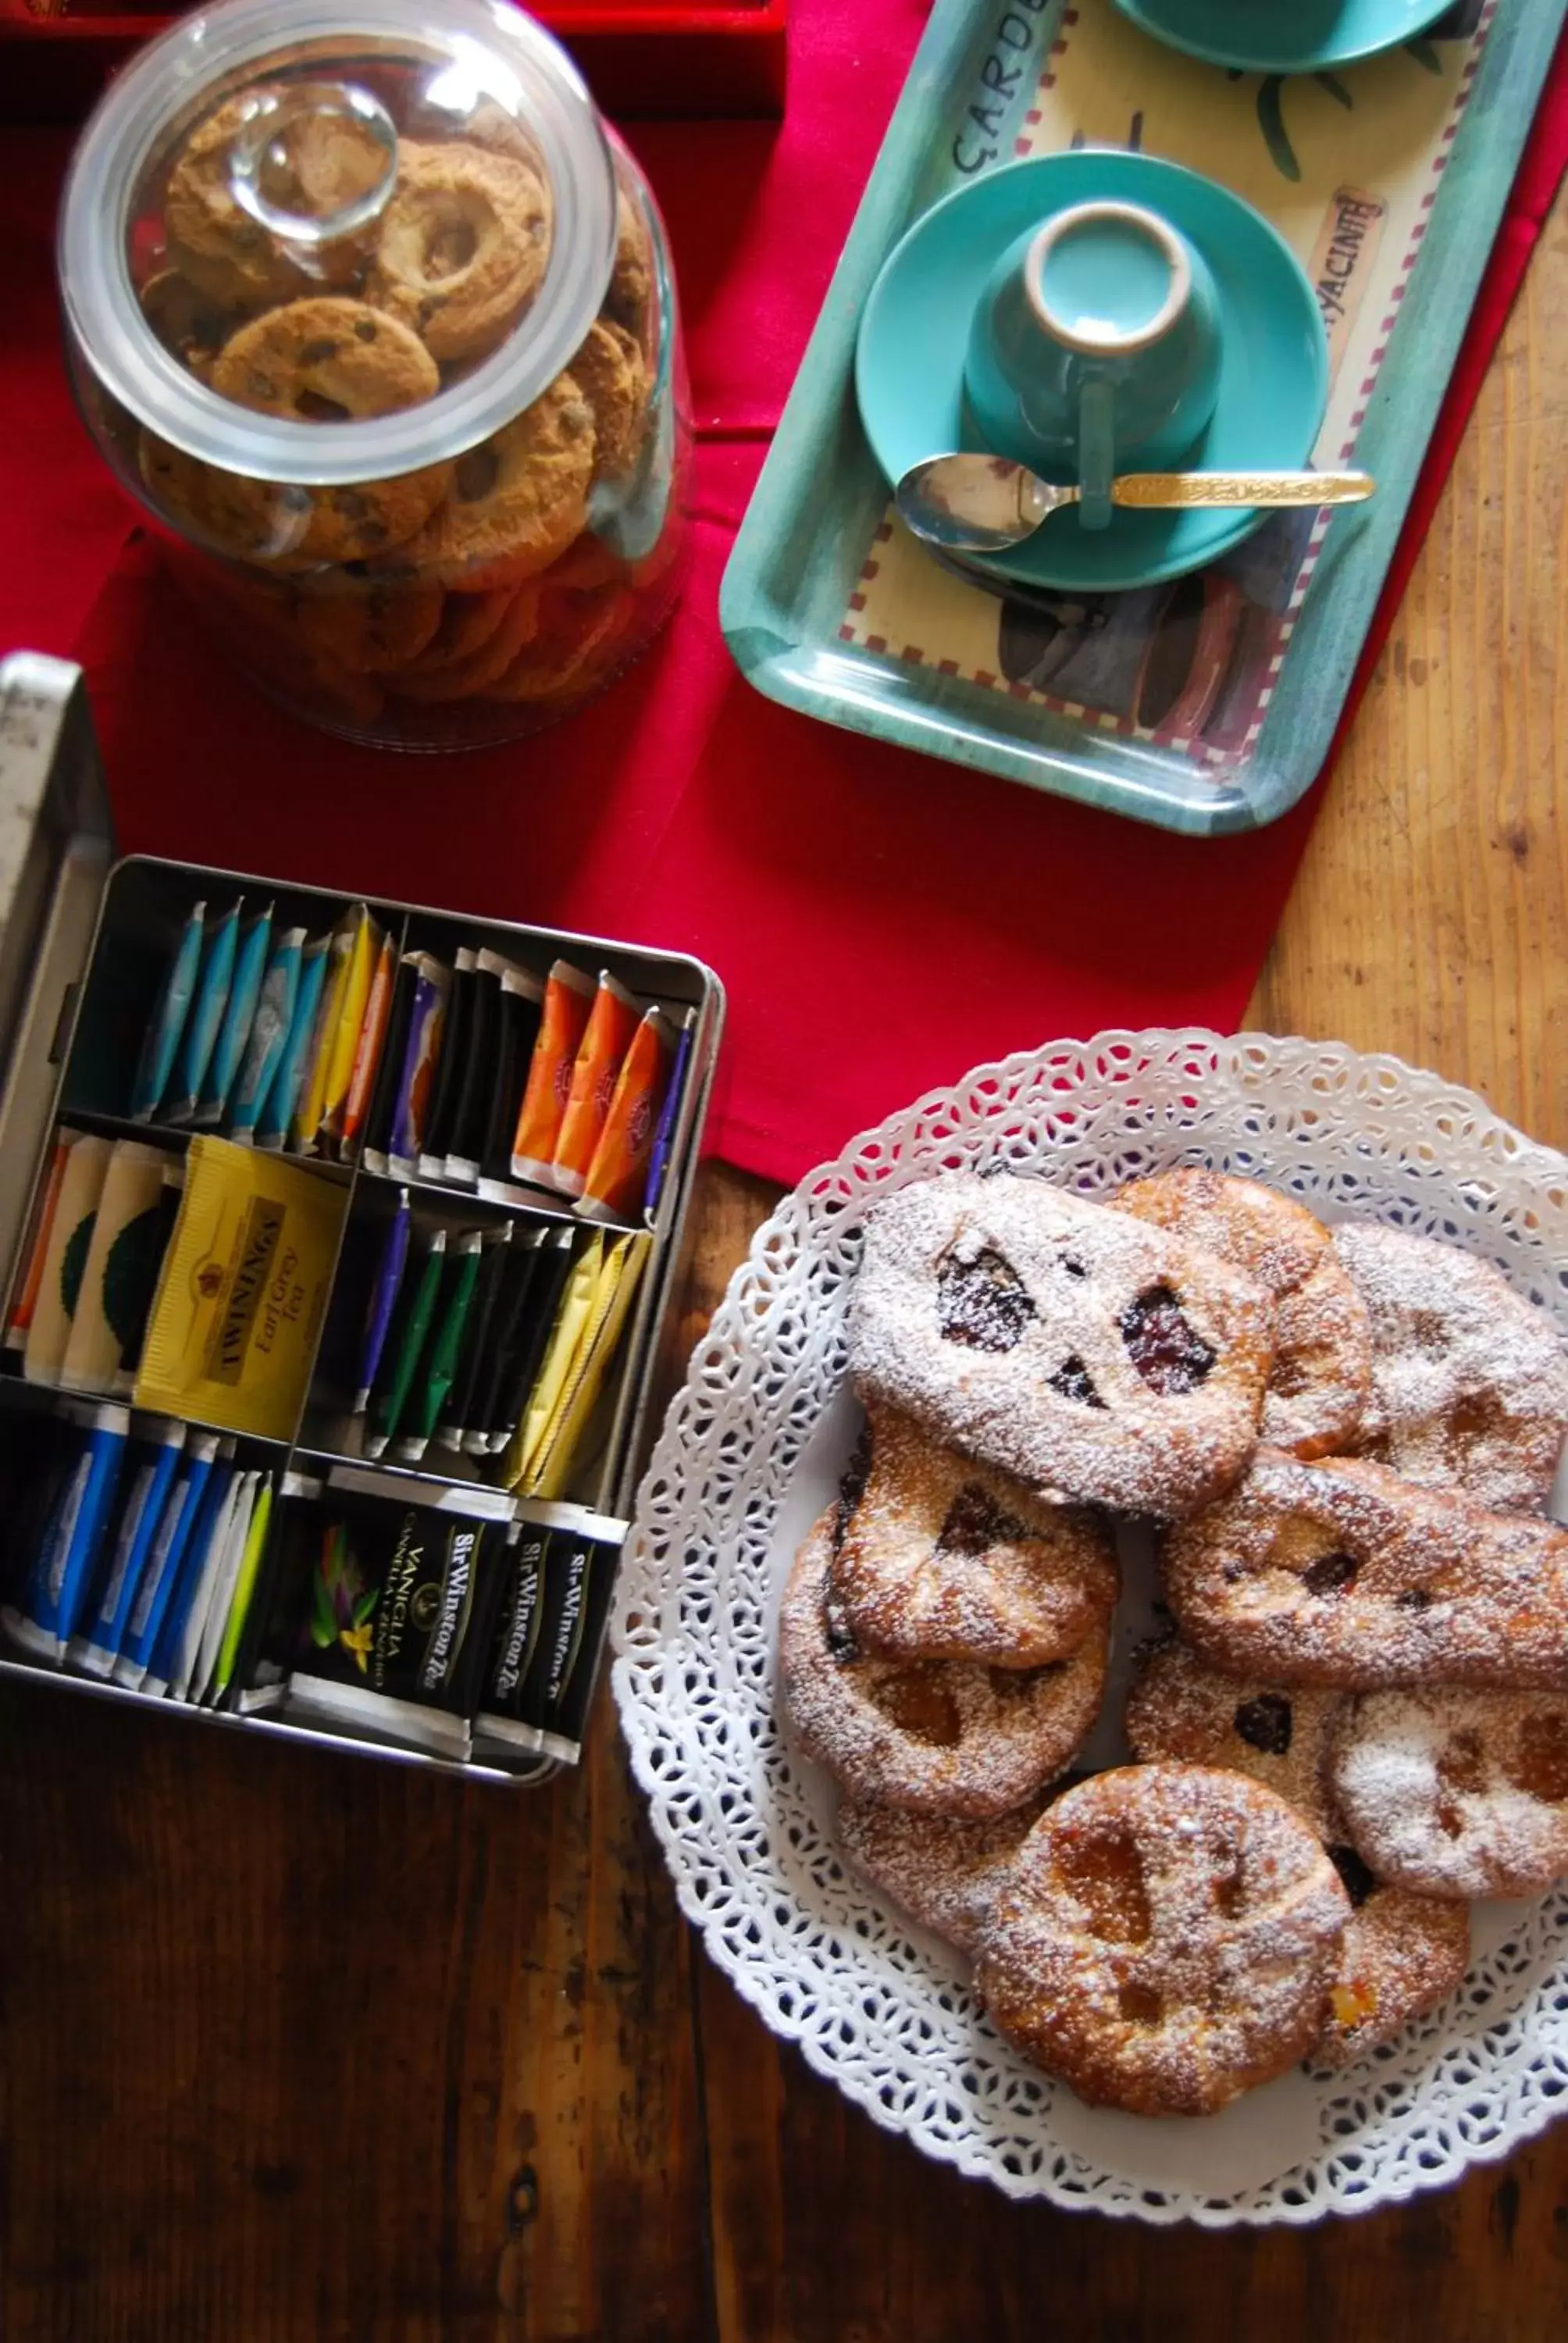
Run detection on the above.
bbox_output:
[833,1405,1119,1667]
[975,1764,1349,2117]
[777,1510,1107,1819]
[847,1172,1275,1518]
[1331,1686,1568,1900]
[836,1788,1054,1958]
[1162,1449,1568,1691]
[1111,1170,1372,1460]
[1124,1640,1347,1838]
[1124,1646,1469,2063]
[1311,1854,1470,2068]
[1333,1223,1568,1515]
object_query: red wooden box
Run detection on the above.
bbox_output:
[0,0,789,121]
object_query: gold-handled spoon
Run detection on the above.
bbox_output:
[895,451,1374,554]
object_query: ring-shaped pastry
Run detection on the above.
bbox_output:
[366,141,552,362]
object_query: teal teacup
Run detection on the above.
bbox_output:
[963,198,1224,529]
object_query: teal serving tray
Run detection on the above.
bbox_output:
[720,0,1566,836]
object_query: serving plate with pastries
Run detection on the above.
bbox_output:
[611,1032,1568,2223]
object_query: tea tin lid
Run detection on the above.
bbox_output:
[59,0,617,486]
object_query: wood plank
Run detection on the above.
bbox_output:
[0,1664,711,2341]
[693,187,1568,2339]
[1248,205,1568,1145]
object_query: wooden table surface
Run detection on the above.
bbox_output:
[5,191,1566,2343]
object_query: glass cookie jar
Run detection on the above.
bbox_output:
[59,0,690,749]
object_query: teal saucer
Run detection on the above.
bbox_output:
[855,152,1328,595]
[1113,0,1454,73]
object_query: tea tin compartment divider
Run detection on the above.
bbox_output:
[0,651,725,1784]
[720,0,1567,835]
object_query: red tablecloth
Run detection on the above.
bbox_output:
[3,3,1565,1186]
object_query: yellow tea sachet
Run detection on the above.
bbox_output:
[512,1232,650,1500]
[504,1230,603,1489]
[291,905,362,1155]
[134,1136,346,1441]
[319,909,384,1155]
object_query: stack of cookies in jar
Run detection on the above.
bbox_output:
[130,95,666,739]
[778,1166,1568,2117]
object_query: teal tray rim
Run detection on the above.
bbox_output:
[719,0,1566,838]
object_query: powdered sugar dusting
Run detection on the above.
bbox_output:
[1124,1642,1349,1840]
[836,1404,1120,1666]
[1312,1888,1471,2067]
[1331,1687,1568,1899]
[848,1173,1274,1519]
[1121,1642,1470,2065]
[1334,1223,1568,1513]
[778,1510,1107,1817]
[836,1789,1053,1958]
[1164,1450,1568,1689]
[975,1765,1349,2117]
[1112,1170,1373,1460]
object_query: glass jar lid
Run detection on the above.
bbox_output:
[60,0,618,487]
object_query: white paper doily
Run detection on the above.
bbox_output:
[610,1032,1568,2225]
